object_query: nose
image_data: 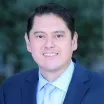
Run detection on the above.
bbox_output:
[44,37,55,49]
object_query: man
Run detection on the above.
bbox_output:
[0,3,104,104]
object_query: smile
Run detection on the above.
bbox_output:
[43,53,58,56]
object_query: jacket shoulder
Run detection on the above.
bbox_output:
[1,68,38,87]
[89,70,104,86]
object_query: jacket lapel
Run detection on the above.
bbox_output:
[63,62,91,104]
[21,69,39,104]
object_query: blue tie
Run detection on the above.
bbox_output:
[42,83,55,104]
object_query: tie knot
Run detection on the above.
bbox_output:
[44,83,55,95]
[42,83,55,104]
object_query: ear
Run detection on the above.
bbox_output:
[24,33,31,53]
[72,31,78,51]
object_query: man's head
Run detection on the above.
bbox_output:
[26,3,75,39]
[25,3,78,78]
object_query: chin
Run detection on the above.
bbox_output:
[41,64,63,72]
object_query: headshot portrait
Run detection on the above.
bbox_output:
[0,2,104,104]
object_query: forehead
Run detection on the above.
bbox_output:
[32,13,69,31]
[34,13,65,22]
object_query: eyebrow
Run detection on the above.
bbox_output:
[53,30,65,34]
[33,30,65,35]
[34,31,46,35]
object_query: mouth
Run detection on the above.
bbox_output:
[43,53,58,57]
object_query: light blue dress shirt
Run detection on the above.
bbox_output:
[37,60,75,104]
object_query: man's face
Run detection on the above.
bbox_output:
[25,14,78,74]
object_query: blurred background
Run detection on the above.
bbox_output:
[0,0,104,84]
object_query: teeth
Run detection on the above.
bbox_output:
[43,53,57,56]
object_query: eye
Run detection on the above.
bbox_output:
[36,35,45,39]
[37,35,44,38]
[55,34,63,38]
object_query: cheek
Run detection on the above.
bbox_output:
[30,42,44,57]
[62,47,72,55]
[61,48,73,62]
[60,41,72,51]
[60,42,73,57]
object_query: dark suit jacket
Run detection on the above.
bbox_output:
[0,59,104,104]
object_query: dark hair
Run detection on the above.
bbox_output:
[26,3,75,38]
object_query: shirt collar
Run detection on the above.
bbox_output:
[38,71,48,91]
[38,60,75,92]
[52,60,74,92]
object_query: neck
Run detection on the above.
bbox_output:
[41,70,64,82]
[39,61,71,82]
